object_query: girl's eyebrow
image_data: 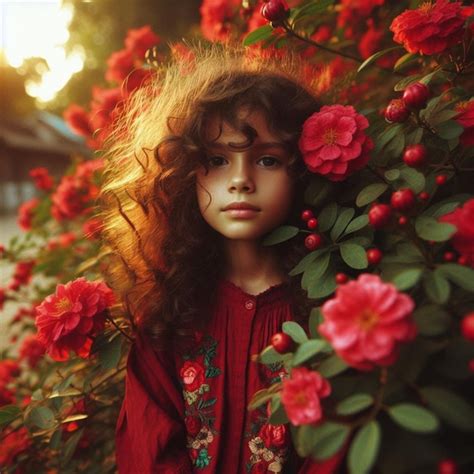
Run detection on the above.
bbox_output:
[206,142,288,152]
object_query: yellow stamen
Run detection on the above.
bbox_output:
[323,128,338,145]
[55,297,72,315]
[419,2,433,14]
[358,309,379,331]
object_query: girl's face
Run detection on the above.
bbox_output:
[195,108,295,241]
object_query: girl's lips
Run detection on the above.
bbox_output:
[224,209,260,218]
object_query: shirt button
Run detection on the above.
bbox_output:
[245,300,255,310]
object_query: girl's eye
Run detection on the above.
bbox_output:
[207,156,227,167]
[258,156,280,167]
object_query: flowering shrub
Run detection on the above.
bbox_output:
[1,3,474,473]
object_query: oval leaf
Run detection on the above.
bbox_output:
[438,263,474,292]
[330,208,355,241]
[0,405,21,427]
[337,394,374,416]
[318,354,349,378]
[388,403,439,433]
[292,339,329,366]
[348,420,381,474]
[340,243,368,269]
[423,270,450,304]
[357,46,402,73]
[345,214,369,235]
[318,202,338,232]
[392,268,423,291]
[243,25,273,46]
[263,225,299,245]
[415,216,456,242]
[282,321,308,344]
[356,183,388,207]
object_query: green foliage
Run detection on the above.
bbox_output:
[348,421,381,474]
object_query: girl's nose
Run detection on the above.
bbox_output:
[228,160,255,193]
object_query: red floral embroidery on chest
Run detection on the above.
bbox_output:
[178,332,221,470]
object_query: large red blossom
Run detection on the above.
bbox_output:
[299,105,373,181]
[455,100,474,147]
[200,0,240,41]
[319,274,417,371]
[281,366,331,426]
[124,25,160,59]
[440,199,474,267]
[35,277,115,361]
[17,197,40,231]
[390,0,466,56]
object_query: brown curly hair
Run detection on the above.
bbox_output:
[99,43,322,345]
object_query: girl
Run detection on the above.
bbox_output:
[100,44,343,473]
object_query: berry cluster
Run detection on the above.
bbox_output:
[385,82,430,123]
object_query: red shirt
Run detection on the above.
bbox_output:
[116,280,345,473]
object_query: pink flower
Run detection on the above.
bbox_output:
[299,105,373,181]
[319,274,417,371]
[281,367,331,426]
[455,100,474,147]
[35,277,115,361]
[29,167,54,191]
[390,0,466,55]
[439,198,474,267]
[179,360,205,392]
[17,198,40,231]
[124,25,160,59]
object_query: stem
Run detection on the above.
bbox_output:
[106,314,134,343]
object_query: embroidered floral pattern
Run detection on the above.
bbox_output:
[179,334,221,469]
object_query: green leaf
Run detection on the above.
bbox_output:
[336,394,374,416]
[99,335,122,370]
[259,346,286,364]
[375,124,404,152]
[310,422,350,461]
[27,406,56,429]
[62,428,84,466]
[394,74,423,91]
[413,305,450,336]
[291,0,334,22]
[340,243,368,269]
[415,216,456,242]
[423,270,451,304]
[292,339,329,366]
[48,388,83,399]
[438,263,474,292]
[392,268,423,291]
[307,266,336,299]
[242,25,273,46]
[304,176,333,207]
[429,109,459,126]
[384,169,400,181]
[435,120,464,140]
[357,46,402,73]
[318,354,348,378]
[356,183,388,207]
[290,249,328,276]
[283,321,308,344]
[399,168,425,193]
[425,200,461,219]
[331,207,355,241]
[344,215,369,235]
[263,225,299,245]
[0,405,21,427]
[388,403,439,433]
[302,252,331,290]
[309,307,323,339]
[421,386,474,432]
[348,421,381,474]
[393,52,418,72]
[318,202,338,232]
[269,396,289,425]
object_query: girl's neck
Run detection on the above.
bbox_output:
[222,239,287,295]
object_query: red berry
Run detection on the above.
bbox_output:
[398,216,408,226]
[403,144,427,167]
[436,174,447,185]
[443,251,456,262]
[438,458,458,474]
[468,359,474,373]
[418,191,430,201]
[335,273,349,284]
[461,312,474,342]
[368,204,392,229]
[304,233,322,251]
[301,209,313,222]
[260,0,290,23]
[384,99,410,123]
[271,332,294,353]
[390,188,416,211]
[457,255,468,266]
[366,248,383,265]
[307,218,318,230]
[403,82,430,110]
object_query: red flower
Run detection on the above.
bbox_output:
[0,360,20,384]
[251,461,268,473]
[9,261,35,291]
[124,25,160,59]
[299,105,373,181]
[185,416,203,437]
[0,386,15,407]
[0,427,30,466]
[105,48,135,83]
[319,274,417,371]
[337,0,385,39]
[19,335,46,368]
[180,360,205,392]
[455,100,474,147]
[29,167,54,191]
[390,0,466,55]
[258,423,288,448]
[64,104,93,137]
[281,367,331,426]
[17,197,40,231]
[0,288,5,310]
[439,199,474,267]
[200,0,240,41]
[82,217,103,240]
[35,277,115,361]
[246,2,267,33]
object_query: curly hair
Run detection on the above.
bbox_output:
[99,42,322,345]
